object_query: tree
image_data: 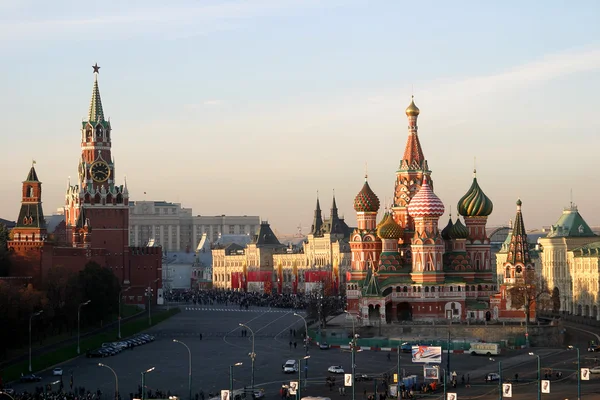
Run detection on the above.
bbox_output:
[76,262,120,326]
[44,265,77,334]
[551,287,560,313]
[508,274,551,324]
[305,279,343,329]
[0,223,11,277]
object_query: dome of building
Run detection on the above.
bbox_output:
[407,177,445,218]
[449,218,469,239]
[354,177,380,213]
[441,217,454,240]
[457,170,494,217]
[376,211,389,230]
[377,213,403,240]
[405,96,420,117]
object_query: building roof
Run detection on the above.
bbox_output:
[310,196,323,235]
[457,170,493,217]
[15,203,46,229]
[362,266,382,297]
[253,221,283,247]
[571,241,600,257]
[354,177,380,213]
[407,176,445,218]
[0,218,16,229]
[25,166,39,182]
[89,74,105,123]
[546,204,597,238]
[505,199,531,266]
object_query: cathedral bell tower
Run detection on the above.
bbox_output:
[10,164,47,244]
[392,97,432,257]
[65,65,129,253]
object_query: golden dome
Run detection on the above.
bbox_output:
[405,96,420,117]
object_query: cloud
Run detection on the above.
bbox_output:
[0,0,342,42]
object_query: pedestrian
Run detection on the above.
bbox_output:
[290,329,293,336]
[294,341,297,349]
[514,373,518,382]
[199,333,203,340]
[342,387,346,396]
[339,387,343,395]
[461,375,465,386]
[289,341,293,350]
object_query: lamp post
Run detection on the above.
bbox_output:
[29,310,43,371]
[529,352,541,400]
[297,356,310,400]
[146,278,160,326]
[293,313,309,381]
[344,310,360,400]
[173,340,192,400]
[446,331,451,379]
[568,345,581,400]
[140,367,155,400]
[118,287,131,339]
[239,323,256,389]
[98,363,119,400]
[229,362,243,398]
[77,300,91,355]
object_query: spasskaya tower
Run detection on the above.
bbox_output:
[65,64,130,253]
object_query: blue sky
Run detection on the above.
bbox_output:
[1,0,599,234]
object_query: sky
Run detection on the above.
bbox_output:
[1,0,599,235]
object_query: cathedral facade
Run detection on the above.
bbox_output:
[7,66,162,304]
[346,98,497,323]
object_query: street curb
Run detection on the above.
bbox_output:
[322,343,466,353]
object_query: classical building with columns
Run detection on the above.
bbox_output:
[128,200,259,251]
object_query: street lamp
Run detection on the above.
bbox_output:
[77,300,91,354]
[293,312,309,381]
[229,362,243,398]
[344,311,360,400]
[118,287,131,339]
[568,345,581,400]
[529,352,541,400]
[146,278,160,326]
[173,340,192,400]
[297,356,310,400]
[239,323,256,389]
[98,363,119,400]
[29,310,43,371]
[140,367,155,400]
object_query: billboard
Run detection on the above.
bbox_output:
[412,346,442,364]
[423,366,439,380]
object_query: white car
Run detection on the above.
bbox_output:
[485,373,500,382]
[328,366,344,374]
[52,368,63,376]
[590,366,600,374]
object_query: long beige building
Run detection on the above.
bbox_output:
[128,200,260,251]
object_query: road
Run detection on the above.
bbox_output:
[11,305,600,400]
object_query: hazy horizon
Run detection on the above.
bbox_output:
[1,0,599,234]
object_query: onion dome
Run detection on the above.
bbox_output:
[354,176,380,213]
[405,96,420,117]
[407,176,445,218]
[457,170,494,217]
[377,213,403,240]
[376,211,389,230]
[449,218,469,239]
[441,216,454,240]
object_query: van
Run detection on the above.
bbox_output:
[469,342,500,356]
[282,360,298,373]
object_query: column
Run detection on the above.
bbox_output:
[160,225,165,247]
[176,225,181,252]
[152,225,156,241]
[168,225,173,251]
[134,225,139,246]
[193,225,198,252]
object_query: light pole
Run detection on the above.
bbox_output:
[173,340,192,400]
[118,287,131,339]
[293,313,309,381]
[344,310,360,400]
[239,323,256,389]
[229,362,243,398]
[568,345,581,400]
[29,310,43,371]
[146,278,160,326]
[140,367,155,400]
[77,300,91,355]
[297,356,310,400]
[529,352,541,400]
[98,363,119,400]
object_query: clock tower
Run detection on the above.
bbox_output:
[65,65,130,258]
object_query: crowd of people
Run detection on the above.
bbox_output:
[164,289,341,310]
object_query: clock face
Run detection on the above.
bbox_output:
[91,161,110,182]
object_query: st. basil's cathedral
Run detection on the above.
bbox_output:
[346,97,498,323]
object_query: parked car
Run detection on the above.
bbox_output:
[52,368,63,376]
[319,342,331,350]
[400,342,413,353]
[328,366,344,374]
[588,345,600,352]
[282,360,298,373]
[20,374,42,382]
[86,349,106,358]
[485,373,500,382]
[354,373,373,382]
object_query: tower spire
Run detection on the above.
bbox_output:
[88,64,104,123]
[402,96,425,170]
[311,191,323,236]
